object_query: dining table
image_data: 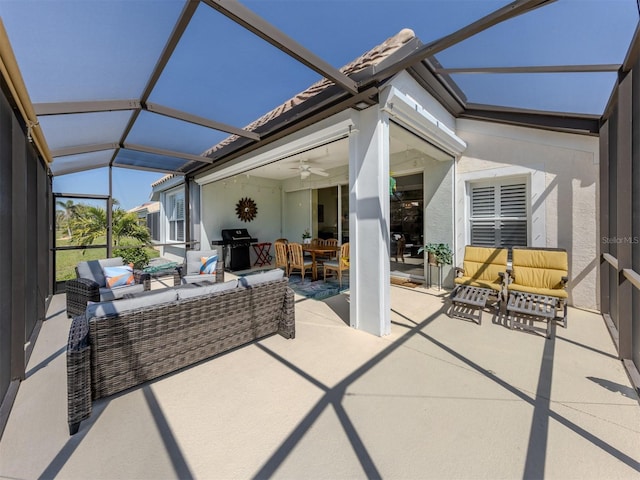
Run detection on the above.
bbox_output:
[302,244,340,280]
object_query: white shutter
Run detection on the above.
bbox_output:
[499,183,527,248]
[471,185,496,246]
[470,219,496,246]
[176,195,185,221]
[500,184,526,217]
[469,181,527,249]
[471,186,495,217]
[167,191,185,241]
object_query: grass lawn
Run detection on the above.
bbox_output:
[56,235,159,282]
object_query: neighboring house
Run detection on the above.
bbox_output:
[127,201,160,242]
[152,29,599,335]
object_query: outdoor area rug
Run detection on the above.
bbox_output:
[237,269,349,300]
[287,274,349,300]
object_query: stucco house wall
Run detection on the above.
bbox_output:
[200,176,283,265]
[455,119,599,310]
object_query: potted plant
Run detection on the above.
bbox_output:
[418,243,453,266]
[302,229,312,244]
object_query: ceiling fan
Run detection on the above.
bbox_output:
[291,159,329,179]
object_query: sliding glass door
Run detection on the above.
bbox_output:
[314,185,348,243]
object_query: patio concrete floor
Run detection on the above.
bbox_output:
[1,281,639,479]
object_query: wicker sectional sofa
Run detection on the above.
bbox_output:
[66,270,295,435]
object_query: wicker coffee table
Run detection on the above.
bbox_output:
[449,285,493,325]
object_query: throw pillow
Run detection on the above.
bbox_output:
[200,255,218,275]
[103,265,134,289]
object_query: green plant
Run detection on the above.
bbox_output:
[302,229,311,239]
[418,243,453,265]
[114,246,151,270]
[69,205,150,249]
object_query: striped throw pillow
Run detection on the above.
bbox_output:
[103,265,134,288]
[200,255,218,275]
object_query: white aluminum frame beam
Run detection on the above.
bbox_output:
[111,163,187,176]
[34,100,141,116]
[122,143,213,164]
[202,0,358,95]
[145,102,260,140]
[367,0,558,85]
[435,64,621,74]
[51,143,119,158]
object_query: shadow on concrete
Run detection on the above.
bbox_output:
[587,376,639,400]
[252,298,640,478]
[25,346,66,379]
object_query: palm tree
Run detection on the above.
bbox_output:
[56,199,77,237]
[112,209,150,246]
[69,204,150,248]
[69,206,107,247]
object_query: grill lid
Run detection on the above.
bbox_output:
[221,228,257,243]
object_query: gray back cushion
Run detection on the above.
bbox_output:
[181,274,217,285]
[86,288,178,319]
[238,268,285,287]
[177,279,238,300]
[99,283,145,301]
[185,249,218,275]
[77,257,124,287]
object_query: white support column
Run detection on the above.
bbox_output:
[348,108,391,336]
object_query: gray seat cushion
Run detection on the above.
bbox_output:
[86,288,178,319]
[185,249,218,276]
[238,268,285,288]
[76,257,124,287]
[99,283,145,301]
[177,279,239,300]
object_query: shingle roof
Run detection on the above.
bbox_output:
[202,28,416,158]
[151,174,174,188]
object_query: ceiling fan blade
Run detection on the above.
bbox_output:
[309,167,329,177]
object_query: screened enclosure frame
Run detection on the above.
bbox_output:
[1,0,639,439]
[13,0,618,181]
[599,24,640,394]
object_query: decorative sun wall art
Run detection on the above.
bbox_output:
[235,197,257,222]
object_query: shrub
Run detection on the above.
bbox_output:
[114,246,151,270]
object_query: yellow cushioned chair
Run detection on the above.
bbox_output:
[454,246,509,295]
[449,246,508,325]
[507,247,569,333]
[508,248,569,298]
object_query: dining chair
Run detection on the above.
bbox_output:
[287,242,315,283]
[323,242,349,287]
[324,238,339,259]
[274,241,289,276]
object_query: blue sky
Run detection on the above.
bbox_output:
[1,0,637,210]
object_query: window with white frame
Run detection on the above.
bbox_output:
[469,179,528,249]
[167,191,185,242]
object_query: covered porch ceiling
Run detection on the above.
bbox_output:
[247,122,453,181]
[0,0,637,179]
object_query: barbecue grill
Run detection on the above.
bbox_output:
[212,228,258,271]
